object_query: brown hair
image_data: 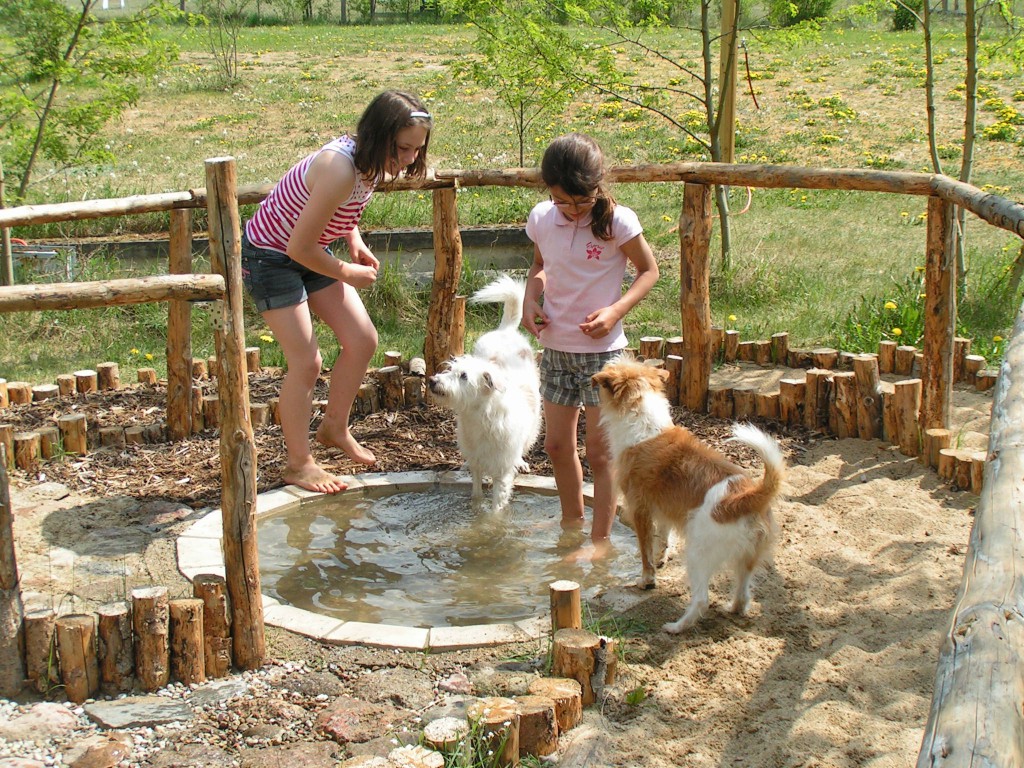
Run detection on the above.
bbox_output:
[353,90,432,186]
[541,132,616,241]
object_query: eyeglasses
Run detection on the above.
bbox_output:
[549,194,597,212]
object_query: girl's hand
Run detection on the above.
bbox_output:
[579,306,619,338]
[523,300,548,338]
[340,262,378,289]
[350,242,380,271]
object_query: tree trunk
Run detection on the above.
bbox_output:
[956,0,980,296]
[0,159,13,287]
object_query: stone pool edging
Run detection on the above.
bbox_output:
[176,470,587,651]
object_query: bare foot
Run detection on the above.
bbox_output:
[563,538,613,564]
[282,462,349,494]
[316,423,376,465]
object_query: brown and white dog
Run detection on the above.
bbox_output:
[593,355,785,633]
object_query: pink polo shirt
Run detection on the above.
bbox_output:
[525,200,644,353]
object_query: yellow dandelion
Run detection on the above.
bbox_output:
[994,335,1004,343]
[130,348,140,355]
[728,314,737,322]
[260,334,274,343]
[900,211,909,217]
[892,328,903,337]
[661,215,672,222]
[915,266,926,272]
[884,301,897,310]
[145,352,154,360]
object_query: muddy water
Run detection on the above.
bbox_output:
[258,486,638,628]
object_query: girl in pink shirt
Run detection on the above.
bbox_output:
[523,133,659,557]
[241,90,432,494]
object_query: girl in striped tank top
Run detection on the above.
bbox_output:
[241,90,432,494]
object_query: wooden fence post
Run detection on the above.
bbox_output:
[679,182,712,412]
[205,156,265,671]
[0,450,24,696]
[166,208,193,441]
[424,188,464,378]
[919,195,956,433]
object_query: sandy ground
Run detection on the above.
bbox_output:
[4,365,992,767]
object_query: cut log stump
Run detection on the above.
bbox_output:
[528,677,583,733]
[466,696,520,768]
[551,628,617,706]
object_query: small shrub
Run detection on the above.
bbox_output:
[891,0,920,31]
[628,0,671,24]
[767,0,834,26]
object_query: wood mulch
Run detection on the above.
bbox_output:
[1,371,806,507]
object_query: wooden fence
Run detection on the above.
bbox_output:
[1,160,1024,767]
[0,158,266,698]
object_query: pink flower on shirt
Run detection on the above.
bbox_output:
[586,242,603,260]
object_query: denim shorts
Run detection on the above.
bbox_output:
[541,348,622,407]
[240,232,337,313]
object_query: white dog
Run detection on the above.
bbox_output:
[593,355,785,633]
[428,275,542,512]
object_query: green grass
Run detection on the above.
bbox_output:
[1,17,1022,384]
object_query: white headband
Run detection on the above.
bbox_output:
[410,110,432,119]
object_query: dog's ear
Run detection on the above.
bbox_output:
[481,370,505,393]
[594,370,634,401]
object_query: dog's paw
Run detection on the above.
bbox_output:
[662,618,692,634]
[636,575,656,590]
[654,549,670,569]
[514,459,530,474]
[728,598,751,617]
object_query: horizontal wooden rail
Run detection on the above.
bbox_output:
[929,175,1024,238]
[0,187,271,228]
[0,274,225,312]
[2,163,1022,238]
[436,162,937,194]
[916,294,1024,768]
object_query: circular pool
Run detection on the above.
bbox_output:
[176,471,642,650]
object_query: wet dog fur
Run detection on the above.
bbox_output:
[427,275,542,512]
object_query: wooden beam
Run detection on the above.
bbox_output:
[3,166,1023,238]
[920,196,956,432]
[930,174,1024,238]
[166,209,194,441]
[0,274,224,312]
[679,182,713,412]
[204,156,265,671]
[424,188,464,378]
[916,295,1024,768]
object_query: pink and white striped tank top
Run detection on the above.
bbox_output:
[245,135,375,254]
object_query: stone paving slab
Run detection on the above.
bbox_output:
[323,621,429,650]
[428,623,531,651]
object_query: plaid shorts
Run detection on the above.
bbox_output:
[540,348,622,407]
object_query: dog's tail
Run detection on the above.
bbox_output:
[470,274,526,332]
[724,423,786,512]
